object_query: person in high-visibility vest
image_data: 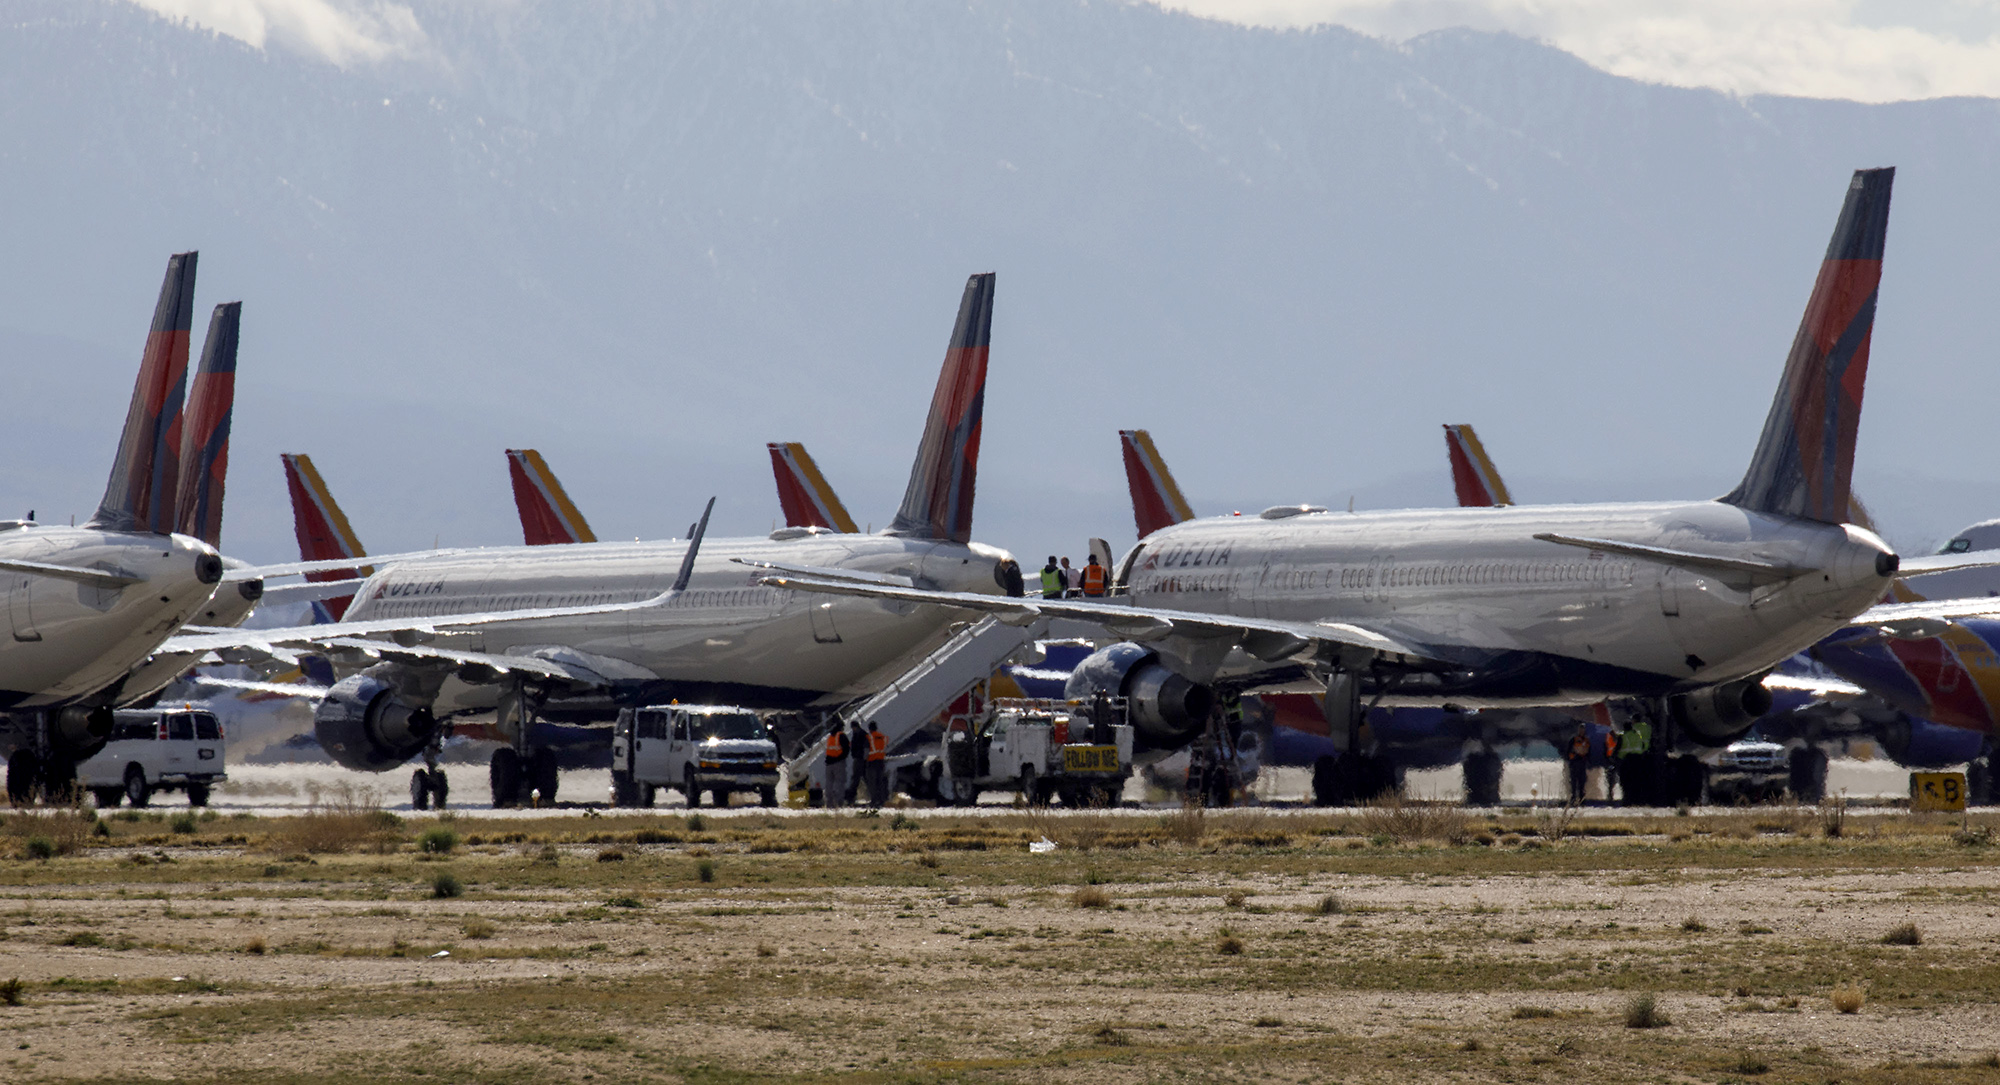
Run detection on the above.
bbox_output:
[1039,556,1066,599]
[1617,716,1652,806]
[823,728,849,809]
[1601,726,1621,804]
[865,722,889,807]
[1080,555,1109,597]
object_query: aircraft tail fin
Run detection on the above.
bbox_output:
[887,273,994,544]
[1118,429,1194,538]
[173,303,240,547]
[1444,424,1514,508]
[506,449,597,546]
[768,442,859,533]
[1722,168,1894,524]
[92,252,197,533]
[280,453,370,620]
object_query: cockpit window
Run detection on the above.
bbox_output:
[694,713,766,741]
[1948,538,1972,553]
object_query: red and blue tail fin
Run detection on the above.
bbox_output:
[1118,429,1195,538]
[281,453,371,620]
[173,302,240,547]
[888,272,994,544]
[506,449,597,546]
[1723,168,1893,523]
[93,252,197,533]
[769,442,859,533]
[1444,424,1513,508]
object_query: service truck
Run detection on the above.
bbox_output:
[611,704,781,807]
[933,697,1134,807]
[78,706,227,808]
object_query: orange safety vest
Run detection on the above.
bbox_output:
[825,732,846,760]
[1603,731,1618,758]
[866,730,887,761]
[1568,733,1589,760]
[1081,564,1107,595]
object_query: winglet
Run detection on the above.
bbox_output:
[887,273,994,544]
[1444,424,1513,508]
[672,497,716,593]
[174,302,240,547]
[93,252,197,533]
[1723,168,1893,524]
[506,449,597,546]
[281,453,371,620]
[1119,429,1194,538]
[768,442,859,533]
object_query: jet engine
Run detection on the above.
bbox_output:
[54,705,113,761]
[1063,642,1212,750]
[1878,715,1987,769]
[314,674,439,772]
[1666,678,1774,746]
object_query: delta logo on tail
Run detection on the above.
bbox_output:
[506,449,597,546]
[769,442,859,533]
[280,454,370,620]
[888,273,993,544]
[1443,424,1513,509]
[1119,429,1195,539]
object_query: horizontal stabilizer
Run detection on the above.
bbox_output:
[0,557,142,589]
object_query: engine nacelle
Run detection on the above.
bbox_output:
[1667,678,1774,746]
[313,674,439,772]
[1878,716,1987,769]
[53,705,113,762]
[1063,642,1212,750]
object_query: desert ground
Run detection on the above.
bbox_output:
[3,790,1999,1084]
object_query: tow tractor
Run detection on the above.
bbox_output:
[934,696,1134,806]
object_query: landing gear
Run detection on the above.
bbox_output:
[1312,752,1396,805]
[529,748,560,805]
[39,756,76,805]
[185,781,211,808]
[410,766,448,810]
[7,749,39,805]
[1462,749,1503,806]
[489,748,521,809]
[1668,755,1708,806]
[1788,746,1829,804]
[92,787,124,809]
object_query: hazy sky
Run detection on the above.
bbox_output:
[129,0,2000,101]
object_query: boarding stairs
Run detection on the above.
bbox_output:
[783,615,1047,791]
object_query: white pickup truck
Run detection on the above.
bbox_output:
[610,704,780,808]
[78,706,227,808]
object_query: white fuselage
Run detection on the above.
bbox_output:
[340,531,1016,711]
[0,524,223,708]
[1126,500,1893,706]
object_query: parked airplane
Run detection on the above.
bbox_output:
[1,253,230,801]
[507,449,597,546]
[759,170,1992,802]
[770,442,860,534]
[160,273,1023,807]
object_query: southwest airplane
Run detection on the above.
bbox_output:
[760,170,1996,799]
[162,273,1023,806]
[1,254,236,801]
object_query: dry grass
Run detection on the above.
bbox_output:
[243,936,267,955]
[1831,984,1866,1014]
[1356,794,1471,845]
[265,783,400,855]
[5,806,96,858]
[461,918,496,940]
[1821,797,1848,839]
[1881,922,1922,946]
[1164,803,1206,846]
[1072,885,1112,909]
[1624,993,1670,1029]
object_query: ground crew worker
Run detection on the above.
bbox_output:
[1080,555,1108,597]
[865,721,889,807]
[1618,715,1653,805]
[1039,556,1066,599]
[1564,723,1590,805]
[1059,557,1077,597]
[847,721,868,805]
[822,728,849,809]
[1601,725,1621,803]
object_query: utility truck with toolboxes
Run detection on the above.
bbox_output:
[934,696,1134,806]
[611,704,781,807]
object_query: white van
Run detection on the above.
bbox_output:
[611,704,779,807]
[78,707,227,808]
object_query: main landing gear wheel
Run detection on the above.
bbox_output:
[1462,750,1503,807]
[489,748,522,809]
[124,764,152,809]
[186,782,211,808]
[411,769,432,811]
[1788,746,1829,804]
[40,756,77,805]
[92,787,124,809]
[529,748,560,805]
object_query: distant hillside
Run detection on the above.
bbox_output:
[2,1,1996,565]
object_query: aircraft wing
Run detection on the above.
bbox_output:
[159,590,678,656]
[730,558,915,588]
[1891,552,2000,577]
[0,558,144,589]
[1762,671,1866,698]
[222,548,493,581]
[755,574,1439,663]
[1844,596,2000,639]
[258,578,368,606]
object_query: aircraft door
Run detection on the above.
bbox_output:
[1659,569,1682,618]
[808,601,841,644]
[7,573,38,642]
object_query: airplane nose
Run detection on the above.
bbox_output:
[195,553,224,584]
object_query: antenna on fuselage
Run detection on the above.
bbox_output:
[672,497,716,593]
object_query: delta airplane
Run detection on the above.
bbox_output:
[1,254,237,800]
[760,170,2000,800]
[160,273,1023,807]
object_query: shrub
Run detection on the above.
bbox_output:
[243,937,267,955]
[606,895,643,909]
[1624,994,1670,1029]
[417,826,459,854]
[685,813,707,832]
[1356,795,1472,845]
[23,836,55,861]
[431,872,464,899]
[169,812,198,834]
[461,918,496,940]
[1511,1005,1557,1020]
[696,859,715,883]
[595,848,625,863]
[267,783,399,854]
[1216,927,1244,955]
[1881,923,1922,946]
[915,851,940,869]
[1164,803,1205,846]
[756,942,776,958]
[1821,797,1847,838]
[0,978,21,1006]
[1831,984,1865,1014]
[1729,1053,1770,1075]
[1315,894,1344,916]
[1253,1015,1282,1028]
[1680,915,1707,933]
[1223,890,1247,909]
[1072,886,1112,909]
[60,931,104,947]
